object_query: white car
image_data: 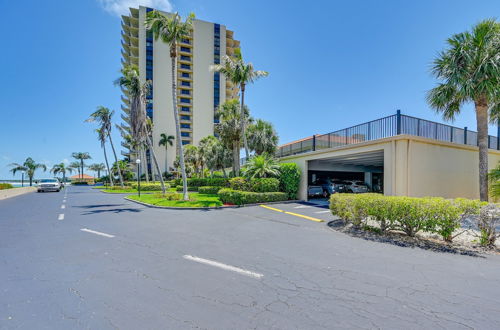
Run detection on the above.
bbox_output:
[343,180,370,193]
[37,179,62,192]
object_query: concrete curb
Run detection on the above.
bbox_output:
[124,196,304,210]
[0,187,37,200]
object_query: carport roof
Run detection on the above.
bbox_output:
[308,150,384,167]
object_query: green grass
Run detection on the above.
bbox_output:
[128,193,222,208]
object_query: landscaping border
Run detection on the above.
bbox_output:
[124,196,302,210]
[0,187,37,200]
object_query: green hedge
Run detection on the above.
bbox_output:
[229,177,248,191]
[0,183,14,190]
[330,194,485,241]
[107,185,133,190]
[72,181,89,185]
[249,178,280,193]
[218,188,288,205]
[278,163,301,199]
[198,186,222,194]
[173,178,229,187]
[176,185,198,192]
[130,183,170,191]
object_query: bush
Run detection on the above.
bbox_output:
[0,183,14,190]
[249,178,280,193]
[330,194,484,240]
[130,183,170,191]
[176,185,198,192]
[477,203,500,247]
[152,192,183,200]
[173,178,229,187]
[198,186,222,194]
[218,188,287,205]
[229,177,248,191]
[278,163,301,199]
[72,181,89,185]
[107,185,133,190]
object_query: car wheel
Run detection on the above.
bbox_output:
[56,189,60,192]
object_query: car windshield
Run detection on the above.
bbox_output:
[40,179,58,183]
[354,181,366,185]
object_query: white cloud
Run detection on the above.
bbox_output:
[98,0,173,17]
[62,158,70,165]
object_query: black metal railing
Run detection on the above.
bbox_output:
[278,110,500,157]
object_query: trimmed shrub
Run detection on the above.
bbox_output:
[330,194,484,241]
[278,163,301,199]
[198,186,222,194]
[218,188,287,205]
[176,185,198,192]
[229,177,248,191]
[0,183,14,190]
[249,178,280,193]
[188,178,228,187]
[72,181,89,185]
[130,183,170,191]
[152,192,183,200]
[107,185,133,190]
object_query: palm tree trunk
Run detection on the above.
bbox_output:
[29,175,33,186]
[476,99,489,201]
[146,135,166,193]
[233,141,240,176]
[107,132,125,188]
[240,85,250,160]
[165,147,168,177]
[103,144,114,186]
[171,55,189,200]
[80,160,84,180]
[142,146,150,183]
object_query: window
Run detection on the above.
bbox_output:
[146,41,153,47]
[181,106,190,112]
[146,60,153,66]
[180,98,190,104]
[181,81,190,87]
[182,140,190,145]
[180,55,191,61]
[181,132,190,137]
[181,72,190,78]
[181,115,190,120]
[146,49,153,56]
[181,123,191,129]
[181,38,190,44]
[181,90,190,95]
[180,46,190,53]
[180,64,191,69]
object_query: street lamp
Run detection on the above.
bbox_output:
[21,171,25,187]
[135,159,141,197]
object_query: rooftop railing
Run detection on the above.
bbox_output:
[278,110,500,158]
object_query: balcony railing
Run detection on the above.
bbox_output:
[278,110,500,158]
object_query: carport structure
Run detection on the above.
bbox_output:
[278,111,500,201]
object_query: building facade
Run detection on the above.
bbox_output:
[121,6,240,173]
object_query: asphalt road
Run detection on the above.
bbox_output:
[1,186,500,329]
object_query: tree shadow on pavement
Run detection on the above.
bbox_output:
[327,220,485,258]
[80,207,142,215]
[76,204,127,208]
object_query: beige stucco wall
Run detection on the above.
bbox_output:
[280,135,500,201]
[0,187,37,200]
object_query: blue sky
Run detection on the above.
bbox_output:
[0,0,499,179]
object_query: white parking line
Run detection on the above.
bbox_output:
[315,210,331,214]
[80,228,115,238]
[58,214,65,220]
[183,255,263,279]
[61,205,65,209]
[294,205,311,209]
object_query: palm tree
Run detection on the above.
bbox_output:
[243,153,280,179]
[51,163,72,182]
[184,145,202,176]
[86,106,124,188]
[247,119,279,155]
[112,160,132,181]
[158,133,175,174]
[96,128,114,186]
[69,161,81,179]
[427,19,500,201]
[88,163,106,178]
[206,138,233,178]
[215,99,249,176]
[71,152,91,180]
[198,135,217,177]
[212,55,268,159]
[9,157,47,186]
[145,10,194,200]
[115,65,167,194]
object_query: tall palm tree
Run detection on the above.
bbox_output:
[71,152,91,180]
[69,161,81,179]
[115,65,167,194]
[215,99,249,176]
[205,137,232,177]
[51,163,72,182]
[86,106,124,188]
[212,55,268,159]
[158,133,175,174]
[247,119,279,155]
[9,157,47,186]
[145,10,194,200]
[88,163,106,178]
[198,135,217,177]
[96,128,114,186]
[427,19,500,201]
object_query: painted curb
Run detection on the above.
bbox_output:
[124,196,304,210]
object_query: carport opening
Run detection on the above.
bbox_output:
[307,150,384,201]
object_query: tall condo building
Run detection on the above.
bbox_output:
[121,6,240,173]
